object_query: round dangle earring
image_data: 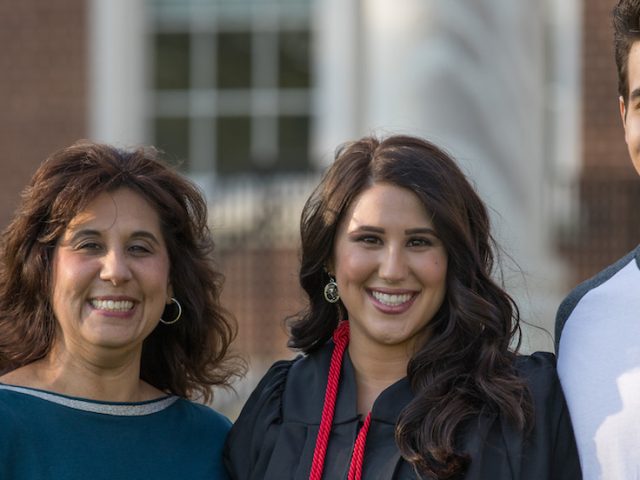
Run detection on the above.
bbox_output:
[323,275,340,303]
[160,297,183,325]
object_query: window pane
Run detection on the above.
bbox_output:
[217,32,252,88]
[278,31,310,88]
[217,116,252,174]
[277,116,309,171]
[155,33,191,89]
[192,33,216,89]
[154,117,190,168]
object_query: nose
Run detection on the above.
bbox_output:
[378,246,408,282]
[99,249,133,286]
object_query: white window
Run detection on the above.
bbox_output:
[147,0,313,179]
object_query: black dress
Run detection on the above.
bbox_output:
[224,342,581,479]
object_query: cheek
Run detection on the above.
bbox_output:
[335,250,374,283]
[420,255,448,286]
[51,256,80,301]
[626,119,640,146]
[50,263,83,326]
[150,259,172,297]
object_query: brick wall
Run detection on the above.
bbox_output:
[582,0,628,170]
[0,0,87,228]
[217,247,304,365]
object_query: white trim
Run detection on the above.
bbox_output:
[0,384,179,416]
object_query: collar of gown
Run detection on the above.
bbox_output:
[282,340,414,425]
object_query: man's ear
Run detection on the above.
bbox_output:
[620,95,628,129]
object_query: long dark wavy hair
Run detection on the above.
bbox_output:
[288,135,533,478]
[0,141,241,402]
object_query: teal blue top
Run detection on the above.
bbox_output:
[0,383,231,480]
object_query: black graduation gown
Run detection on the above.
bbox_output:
[223,342,581,479]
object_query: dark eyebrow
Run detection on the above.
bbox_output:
[630,88,640,102]
[351,225,438,236]
[66,229,101,242]
[67,229,162,245]
[351,225,385,233]
[130,231,162,245]
[405,227,438,236]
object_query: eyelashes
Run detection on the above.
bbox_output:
[350,235,435,248]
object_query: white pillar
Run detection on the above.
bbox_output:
[88,0,148,146]
[311,0,362,165]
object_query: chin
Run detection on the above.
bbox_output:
[86,330,141,350]
[372,328,414,347]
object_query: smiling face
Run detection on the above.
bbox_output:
[50,188,172,356]
[330,182,448,355]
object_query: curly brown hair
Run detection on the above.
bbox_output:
[288,135,533,479]
[0,141,240,402]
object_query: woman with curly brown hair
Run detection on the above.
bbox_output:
[0,141,240,479]
[224,134,580,479]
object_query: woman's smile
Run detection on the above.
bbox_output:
[89,297,137,314]
[368,289,418,312]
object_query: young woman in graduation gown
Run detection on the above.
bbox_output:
[224,135,581,479]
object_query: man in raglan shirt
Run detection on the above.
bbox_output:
[555,1,640,478]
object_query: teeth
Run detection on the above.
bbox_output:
[371,291,412,306]
[90,299,134,311]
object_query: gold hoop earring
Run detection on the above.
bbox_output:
[160,297,182,325]
[323,276,340,304]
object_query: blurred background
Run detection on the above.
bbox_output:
[0,0,636,416]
